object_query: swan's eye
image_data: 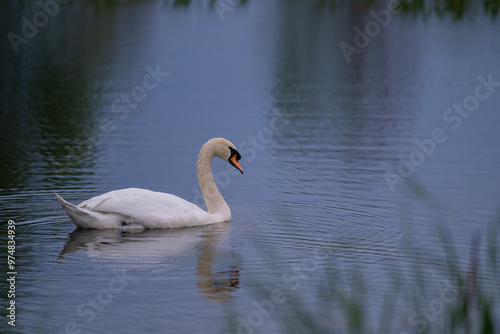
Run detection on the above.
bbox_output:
[228,147,241,161]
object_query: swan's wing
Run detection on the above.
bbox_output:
[78,188,211,228]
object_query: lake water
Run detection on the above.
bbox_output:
[1,1,499,333]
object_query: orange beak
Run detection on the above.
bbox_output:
[230,154,244,174]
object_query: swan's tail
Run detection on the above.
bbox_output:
[56,193,138,229]
[56,193,96,228]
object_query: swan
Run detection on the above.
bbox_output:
[56,138,243,229]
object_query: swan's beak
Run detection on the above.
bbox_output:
[230,154,244,174]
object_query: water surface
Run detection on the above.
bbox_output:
[1,1,499,333]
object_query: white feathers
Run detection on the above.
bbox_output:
[56,138,242,229]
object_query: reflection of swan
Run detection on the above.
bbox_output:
[56,138,244,229]
[197,260,241,303]
[58,224,241,302]
[58,224,230,261]
[57,227,211,262]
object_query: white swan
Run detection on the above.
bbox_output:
[56,138,243,229]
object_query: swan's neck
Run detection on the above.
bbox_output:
[197,144,230,218]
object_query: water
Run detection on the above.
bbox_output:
[1,1,499,333]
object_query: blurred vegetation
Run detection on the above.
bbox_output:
[226,178,499,333]
[315,0,499,18]
[4,0,495,18]
[83,0,249,10]
[0,0,497,23]
[398,0,499,19]
[147,0,499,18]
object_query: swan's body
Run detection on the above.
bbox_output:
[56,138,243,229]
[56,188,222,229]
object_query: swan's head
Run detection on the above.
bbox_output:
[208,138,244,174]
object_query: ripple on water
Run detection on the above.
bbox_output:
[229,205,403,281]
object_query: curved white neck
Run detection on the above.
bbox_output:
[197,144,231,219]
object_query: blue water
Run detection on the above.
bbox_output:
[0,1,499,333]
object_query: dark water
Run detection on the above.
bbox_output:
[1,1,499,333]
